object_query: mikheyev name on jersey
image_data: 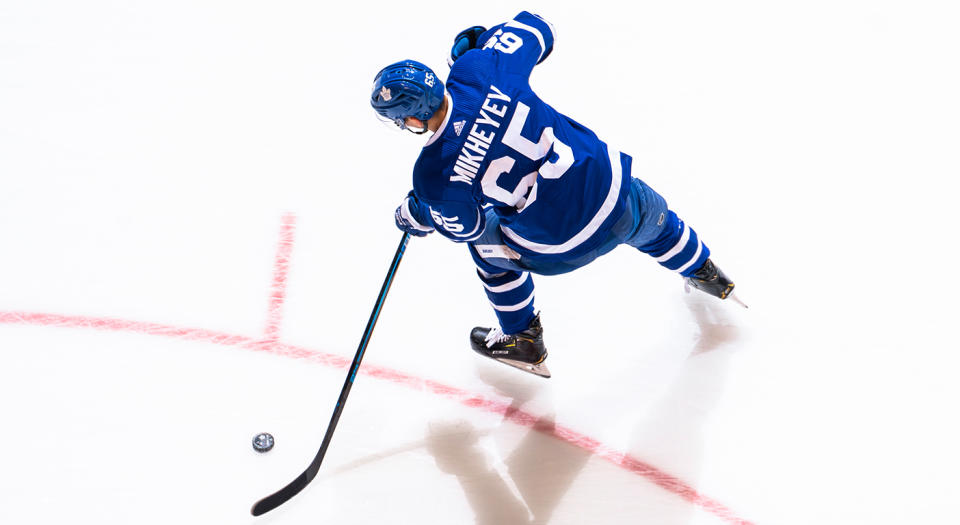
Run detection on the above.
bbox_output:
[452,85,512,185]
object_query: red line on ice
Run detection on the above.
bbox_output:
[0,310,754,525]
[0,214,752,524]
[264,212,297,341]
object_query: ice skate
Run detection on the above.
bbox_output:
[685,259,748,308]
[470,313,551,378]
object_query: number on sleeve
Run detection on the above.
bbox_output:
[482,29,524,54]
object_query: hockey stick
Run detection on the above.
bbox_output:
[251,232,411,516]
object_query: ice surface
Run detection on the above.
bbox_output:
[1,1,958,524]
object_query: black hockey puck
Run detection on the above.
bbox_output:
[252,432,274,453]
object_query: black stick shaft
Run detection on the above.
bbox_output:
[251,232,411,516]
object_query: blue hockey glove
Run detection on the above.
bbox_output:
[394,193,434,237]
[447,25,487,67]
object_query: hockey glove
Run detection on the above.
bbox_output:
[394,192,434,237]
[447,25,487,67]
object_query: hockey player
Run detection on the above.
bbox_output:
[370,12,740,378]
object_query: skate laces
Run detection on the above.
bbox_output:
[484,327,512,348]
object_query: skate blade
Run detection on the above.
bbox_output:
[728,291,749,309]
[492,357,552,378]
[684,280,748,309]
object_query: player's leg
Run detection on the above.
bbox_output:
[622,178,737,300]
[467,210,536,334]
[624,177,711,277]
[466,210,549,376]
[472,263,537,336]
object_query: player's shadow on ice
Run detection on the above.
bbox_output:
[685,293,743,357]
[332,296,741,524]
[424,414,591,525]
[424,296,743,525]
[425,362,592,524]
[624,293,743,523]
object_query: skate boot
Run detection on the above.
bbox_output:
[685,259,748,307]
[470,313,551,378]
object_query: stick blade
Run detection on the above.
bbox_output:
[251,471,311,516]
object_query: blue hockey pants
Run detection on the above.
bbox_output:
[468,177,711,334]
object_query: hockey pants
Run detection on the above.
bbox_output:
[468,177,711,334]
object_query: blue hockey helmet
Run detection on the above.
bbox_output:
[370,60,444,132]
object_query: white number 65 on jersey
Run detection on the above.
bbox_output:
[480,101,575,211]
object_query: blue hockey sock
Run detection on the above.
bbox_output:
[639,212,711,278]
[476,269,536,334]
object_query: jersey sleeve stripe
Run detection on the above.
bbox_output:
[402,199,434,232]
[539,15,556,45]
[505,19,548,63]
[450,208,483,239]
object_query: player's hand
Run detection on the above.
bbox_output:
[447,26,487,67]
[394,194,434,237]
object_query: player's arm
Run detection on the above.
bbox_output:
[448,11,556,71]
[395,192,485,243]
[424,199,485,242]
[394,191,435,237]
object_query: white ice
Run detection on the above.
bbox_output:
[1,1,958,524]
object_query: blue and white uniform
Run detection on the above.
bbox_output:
[402,12,711,334]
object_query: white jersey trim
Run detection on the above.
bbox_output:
[536,15,556,47]
[505,19,548,63]
[424,92,453,148]
[450,207,483,240]
[401,198,434,232]
[500,145,623,255]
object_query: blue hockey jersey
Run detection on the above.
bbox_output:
[409,11,632,261]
